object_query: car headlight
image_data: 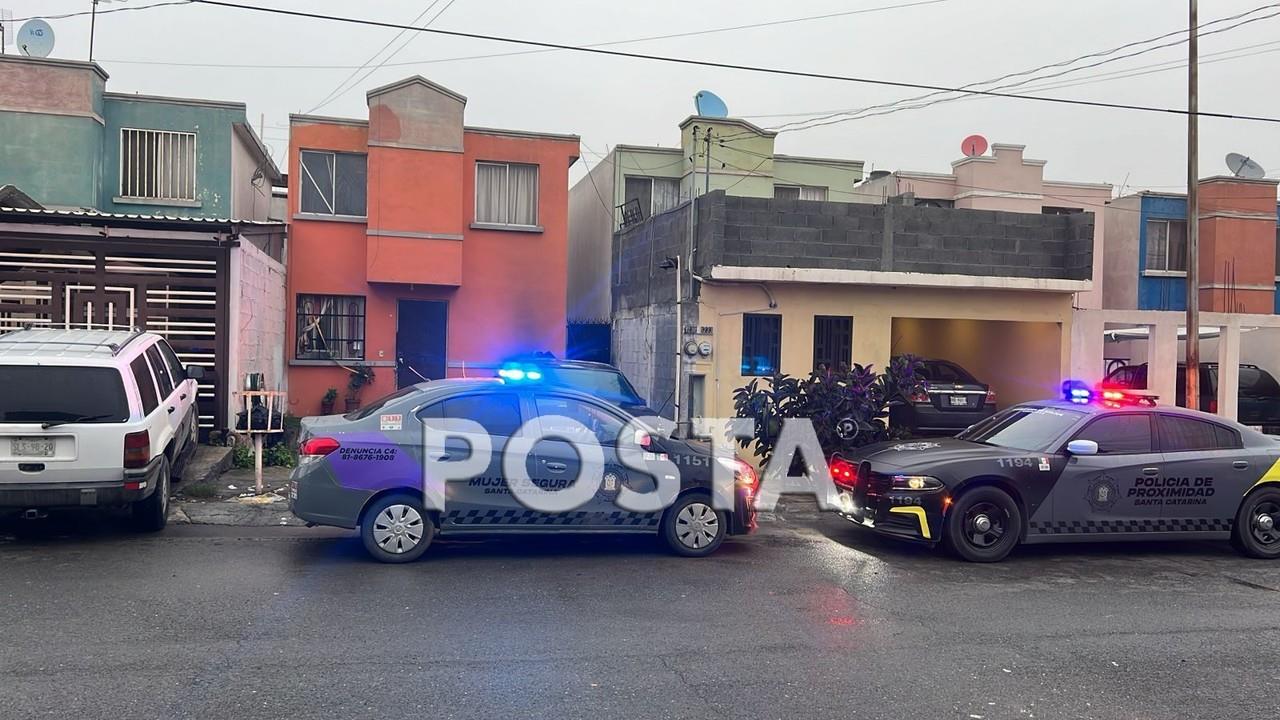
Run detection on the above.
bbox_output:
[716,456,758,487]
[891,475,943,491]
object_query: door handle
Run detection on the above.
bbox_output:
[545,462,568,473]
[180,394,187,401]
[167,406,175,414]
[1142,467,1160,476]
[1233,460,1250,470]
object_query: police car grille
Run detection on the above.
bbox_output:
[855,462,892,511]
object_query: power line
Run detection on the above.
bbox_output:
[305,0,448,113]
[100,0,950,70]
[185,0,1280,126]
[719,2,1280,140]
[11,0,191,22]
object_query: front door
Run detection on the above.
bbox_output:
[396,300,447,388]
[530,393,629,526]
[1051,412,1164,533]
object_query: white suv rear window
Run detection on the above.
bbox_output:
[0,366,130,424]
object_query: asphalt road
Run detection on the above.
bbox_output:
[2,505,1278,720]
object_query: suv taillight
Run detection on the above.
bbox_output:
[300,437,340,457]
[123,430,150,469]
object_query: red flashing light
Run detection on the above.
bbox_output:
[123,430,150,469]
[301,437,340,457]
[830,456,857,486]
[1102,390,1125,402]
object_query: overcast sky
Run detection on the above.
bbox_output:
[8,0,1279,193]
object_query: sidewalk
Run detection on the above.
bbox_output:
[171,461,305,527]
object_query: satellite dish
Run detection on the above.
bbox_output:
[17,19,54,58]
[694,90,729,118]
[961,134,988,157]
[1226,152,1266,180]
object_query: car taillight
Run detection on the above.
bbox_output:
[734,458,759,488]
[1209,399,1218,414]
[829,456,857,485]
[123,430,150,469]
[300,437,340,457]
[908,389,930,403]
[985,389,997,405]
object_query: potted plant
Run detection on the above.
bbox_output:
[320,387,338,415]
[345,364,376,412]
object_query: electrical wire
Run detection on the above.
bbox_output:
[99,0,950,70]
[719,2,1280,141]
[11,0,191,22]
[184,0,1280,126]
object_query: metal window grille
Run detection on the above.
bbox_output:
[741,314,781,376]
[120,128,197,201]
[296,294,366,360]
[617,199,644,229]
[813,315,852,372]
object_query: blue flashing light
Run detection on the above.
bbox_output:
[1062,380,1092,404]
[499,367,526,381]
[526,370,543,381]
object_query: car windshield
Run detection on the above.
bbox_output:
[547,367,644,405]
[957,405,1086,451]
[0,366,129,423]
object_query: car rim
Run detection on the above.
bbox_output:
[1250,500,1280,547]
[964,501,1007,549]
[160,468,169,515]
[372,504,426,554]
[675,502,719,549]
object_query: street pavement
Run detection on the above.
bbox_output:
[2,503,1278,720]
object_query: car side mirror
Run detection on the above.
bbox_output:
[186,365,206,381]
[1066,439,1098,456]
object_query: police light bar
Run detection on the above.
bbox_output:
[1062,380,1092,404]
[498,362,543,382]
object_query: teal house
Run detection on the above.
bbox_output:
[0,54,279,219]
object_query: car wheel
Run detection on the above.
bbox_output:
[661,493,726,557]
[944,486,1022,563]
[1233,487,1280,559]
[131,456,170,533]
[361,494,435,563]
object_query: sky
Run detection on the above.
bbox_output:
[6,0,1279,193]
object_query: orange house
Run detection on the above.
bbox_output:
[286,76,579,414]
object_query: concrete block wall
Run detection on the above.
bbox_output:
[231,240,287,399]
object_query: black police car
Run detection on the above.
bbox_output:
[290,379,756,563]
[830,384,1280,562]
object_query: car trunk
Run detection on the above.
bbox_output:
[927,384,988,412]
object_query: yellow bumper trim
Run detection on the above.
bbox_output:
[889,505,932,540]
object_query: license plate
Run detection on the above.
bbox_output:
[948,395,969,407]
[11,438,54,457]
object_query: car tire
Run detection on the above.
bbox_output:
[131,456,170,533]
[360,494,435,563]
[661,493,727,557]
[943,486,1022,563]
[1232,487,1280,559]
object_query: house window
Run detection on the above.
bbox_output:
[741,314,781,376]
[813,316,852,372]
[476,161,539,226]
[296,294,366,360]
[624,176,681,220]
[915,197,955,209]
[299,150,367,217]
[775,185,828,201]
[119,128,197,201]
[1042,206,1083,215]
[1145,219,1187,273]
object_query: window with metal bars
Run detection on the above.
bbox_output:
[812,315,852,372]
[741,314,781,376]
[119,128,197,202]
[296,294,366,360]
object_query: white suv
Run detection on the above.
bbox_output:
[0,328,204,530]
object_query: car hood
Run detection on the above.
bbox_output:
[845,438,1031,471]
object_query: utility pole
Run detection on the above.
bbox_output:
[1185,0,1200,411]
[703,127,712,197]
[89,0,98,61]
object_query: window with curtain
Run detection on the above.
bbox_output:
[774,185,827,201]
[296,294,366,360]
[476,162,539,226]
[623,176,681,219]
[1144,219,1187,272]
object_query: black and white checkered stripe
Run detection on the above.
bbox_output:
[1028,517,1233,535]
[444,508,660,527]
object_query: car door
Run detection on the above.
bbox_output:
[155,340,197,445]
[144,344,184,457]
[127,352,171,464]
[1154,413,1249,531]
[1052,412,1163,533]
[419,391,531,528]
[531,393,628,527]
